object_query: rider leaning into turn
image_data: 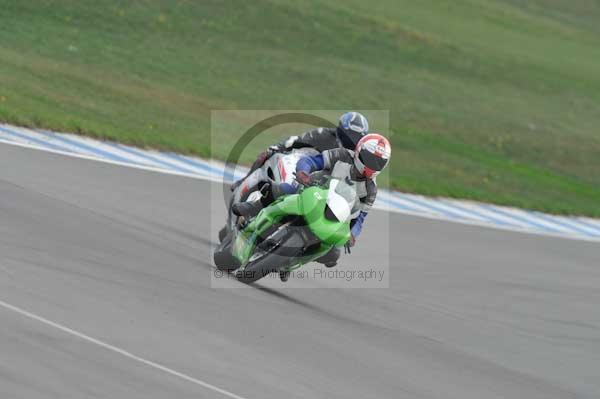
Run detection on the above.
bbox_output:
[233,133,392,271]
[291,133,391,248]
[230,112,369,192]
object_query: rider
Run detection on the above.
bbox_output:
[230,112,369,191]
[234,133,392,271]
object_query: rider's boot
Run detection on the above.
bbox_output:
[232,182,273,218]
[316,247,340,268]
[232,200,263,218]
[232,181,287,218]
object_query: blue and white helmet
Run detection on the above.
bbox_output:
[337,112,369,149]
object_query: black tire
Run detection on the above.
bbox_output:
[218,225,228,243]
[235,231,304,284]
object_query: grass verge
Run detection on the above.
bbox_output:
[1,0,599,215]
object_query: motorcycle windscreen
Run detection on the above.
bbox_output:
[326,179,357,223]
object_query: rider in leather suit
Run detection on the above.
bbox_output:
[233,133,392,276]
[230,112,369,192]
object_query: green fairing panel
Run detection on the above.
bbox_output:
[233,186,351,265]
[300,187,350,247]
[232,194,301,263]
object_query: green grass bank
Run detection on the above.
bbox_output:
[1,0,599,215]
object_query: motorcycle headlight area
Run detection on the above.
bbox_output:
[325,180,353,223]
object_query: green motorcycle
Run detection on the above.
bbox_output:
[214,162,358,283]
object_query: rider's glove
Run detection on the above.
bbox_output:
[269,135,298,153]
[295,170,312,186]
[268,143,286,153]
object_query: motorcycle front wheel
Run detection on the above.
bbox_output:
[235,230,304,284]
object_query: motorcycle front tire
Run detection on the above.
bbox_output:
[235,230,304,284]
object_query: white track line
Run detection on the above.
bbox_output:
[0,138,223,183]
[0,299,249,399]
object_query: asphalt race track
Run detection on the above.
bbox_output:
[1,142,599,399]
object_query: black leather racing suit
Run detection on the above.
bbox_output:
[283,127,341,152]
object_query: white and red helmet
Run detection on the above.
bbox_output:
[354,133,391,179]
